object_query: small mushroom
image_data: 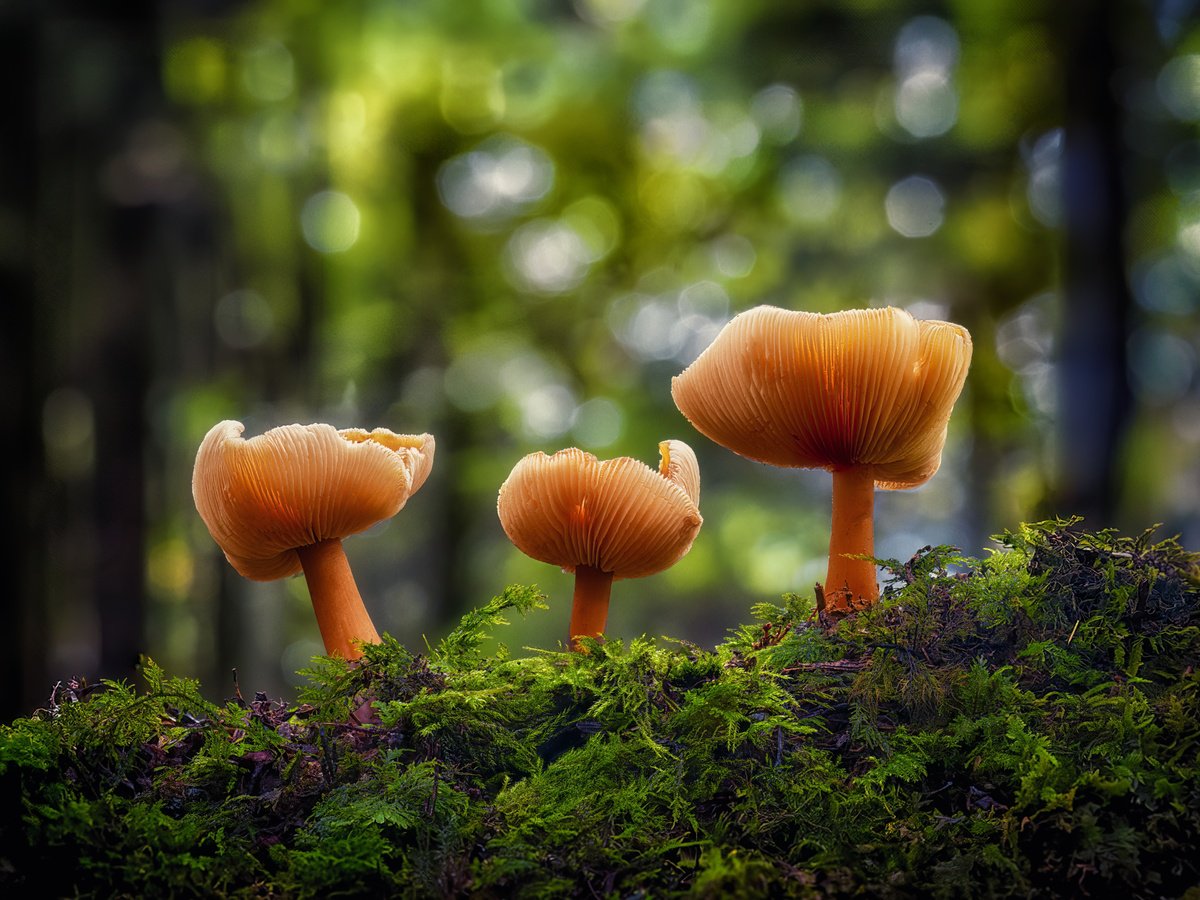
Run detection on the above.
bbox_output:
[192,420,435,658]
[497,441,702,650]
[671,305,971,616]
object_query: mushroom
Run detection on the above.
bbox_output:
[192,420,435,658]
[671,305,971,617]
[497,440,702,649]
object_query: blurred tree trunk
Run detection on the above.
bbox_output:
[1054,0,1134,526]
[0,6,48,721]
[92,205,154,687]
[76,5,163,692]
[9,2,165,710]
[91,3,169,691]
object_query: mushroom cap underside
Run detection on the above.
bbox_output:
[497,441,702,580]
[193,420,436,581]
[671,305,972,489]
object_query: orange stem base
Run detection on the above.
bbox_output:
[823,466,878,617]
[569,564,614,651]
[296,539,380,659]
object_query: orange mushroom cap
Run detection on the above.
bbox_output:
[671,306,972,489]
[193,420,436,581]
[497,440,702,580]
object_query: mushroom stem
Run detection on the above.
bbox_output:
[824,466,878,616]
[295,539,381,659]
[568,564,614,650]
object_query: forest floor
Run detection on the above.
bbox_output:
[2,519,1199,898]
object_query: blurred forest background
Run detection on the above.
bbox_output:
[3,0,1199,716]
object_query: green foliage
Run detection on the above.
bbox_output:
[3,522,1200,897]
[436,584,550,662]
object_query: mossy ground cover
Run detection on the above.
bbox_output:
[3,520,1199,898]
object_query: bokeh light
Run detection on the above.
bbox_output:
[1132,253,1200,315]
[437,135,555,225]
[1128,328,1196,405]
[885,175,945,237]
[751,84,803,144]
[893,16,959,139]
[214,289,274,349]
[776,155,842,225]
[241,40,295,103]
[1025,129,1064,228]
[505,219,594,295]
[1158,54,1200,121]
[42,387,95,480]
[300,190,361,253]
[570,397,625,448]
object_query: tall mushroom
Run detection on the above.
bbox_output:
[671,305,971,617]
[497,440,702,649]
[193,420,435,658]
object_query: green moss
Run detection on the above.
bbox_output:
[2,522,1199,898]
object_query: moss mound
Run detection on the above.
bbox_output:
[3,521,1200,898]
